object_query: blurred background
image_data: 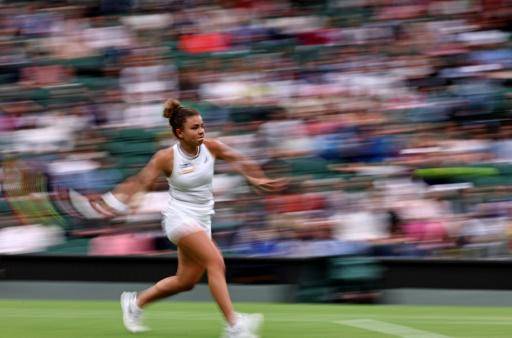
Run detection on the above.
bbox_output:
[1,0,512,260]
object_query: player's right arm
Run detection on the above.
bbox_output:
[95,148,173,216]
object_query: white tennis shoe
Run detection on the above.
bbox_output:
[121,292,149,333]
[223,312,264,338]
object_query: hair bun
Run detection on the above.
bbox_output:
[163,99,181,119]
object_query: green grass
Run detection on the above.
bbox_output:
[1,300,512,337]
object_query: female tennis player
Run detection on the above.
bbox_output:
[93,99,285,337]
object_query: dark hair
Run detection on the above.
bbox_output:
[163,99,200,138]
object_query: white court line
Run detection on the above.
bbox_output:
[0,307,508,322]
[0,308,511,325]
[336,319,451,338]
[0,312,511,326]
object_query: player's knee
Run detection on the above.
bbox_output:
[206,256,225,274]
[177,278,196,292]
[181,281,196,292]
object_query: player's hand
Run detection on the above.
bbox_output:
[89,195,120,218]
[68,190,122,219]
[247,177,288,192]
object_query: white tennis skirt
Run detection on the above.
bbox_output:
[162,206,212,245]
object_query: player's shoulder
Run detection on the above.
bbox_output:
[155,146,174,158]
[203,138,221,146]
[153,146,174,165]
[152,147,174,176]
[203,138,222,155]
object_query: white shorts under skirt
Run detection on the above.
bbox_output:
[162,207,212,245]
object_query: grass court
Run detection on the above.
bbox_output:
[1,300,511,337]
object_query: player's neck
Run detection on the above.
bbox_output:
[179,142,199,157]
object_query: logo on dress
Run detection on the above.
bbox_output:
[179,162,195,174]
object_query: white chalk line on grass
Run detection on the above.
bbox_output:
[0,309,512,327]
[336,319,451,338]
[0,308,511,321]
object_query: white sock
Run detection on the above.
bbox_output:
[131,294,142,312]
[230,313,242,328]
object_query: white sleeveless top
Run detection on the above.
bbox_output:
[166,143,215,214]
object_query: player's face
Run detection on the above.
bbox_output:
[177,114,205,146]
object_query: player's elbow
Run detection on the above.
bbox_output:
[127,175,151,193]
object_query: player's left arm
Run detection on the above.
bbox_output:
[205,139,287,192]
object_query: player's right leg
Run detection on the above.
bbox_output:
[121,246,205,333]
[137,247,205,307]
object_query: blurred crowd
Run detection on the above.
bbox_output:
[1,0,512,258]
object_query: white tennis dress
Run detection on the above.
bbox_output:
[162,143,215,244]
